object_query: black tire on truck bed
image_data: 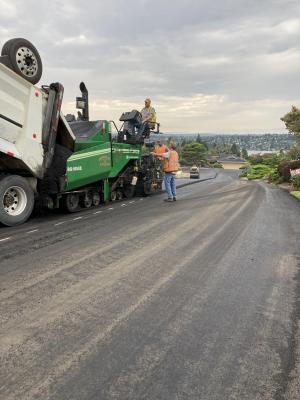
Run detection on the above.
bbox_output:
[0,175,34,226]
[1,38,42,84]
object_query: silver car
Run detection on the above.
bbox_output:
[190,165,200,179]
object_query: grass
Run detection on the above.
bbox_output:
[291,191,300,200]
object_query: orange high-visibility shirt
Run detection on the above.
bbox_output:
[154,145,167,155]
[162,150,179,172]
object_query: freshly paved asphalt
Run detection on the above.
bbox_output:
[0,170,300,400]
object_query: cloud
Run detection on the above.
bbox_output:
[0,0,299,132]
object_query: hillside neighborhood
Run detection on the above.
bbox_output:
[152,133,296,153]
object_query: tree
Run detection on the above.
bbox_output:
[281,106,300,142]
[230,143,240,156]
[241,148,248,159]
[181,142,207,165]
[196,134,202,143]
[287,144,300,160]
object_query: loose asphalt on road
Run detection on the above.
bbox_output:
[0,170,300,400]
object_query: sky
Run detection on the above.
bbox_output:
[1,0,300,133]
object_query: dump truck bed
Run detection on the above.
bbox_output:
[0,63,75,179]
[0,63,45,177]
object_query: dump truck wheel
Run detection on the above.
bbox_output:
[1,38,16,56]
[0,175,34,226]
[92,192,101,206]
[116,190,123,200]
[1,38,43,84]
[81,192,93,208]
[111,191,117,201]
[64,193,79,213]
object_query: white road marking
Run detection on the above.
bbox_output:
[27,229,38,234]
[0,237,11,242]
[52,198,139,226]
[139,198,143,201]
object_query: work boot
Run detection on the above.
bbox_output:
[173,197,176,201]
[164,198,173,202]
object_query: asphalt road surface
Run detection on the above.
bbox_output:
[0,170,300,400]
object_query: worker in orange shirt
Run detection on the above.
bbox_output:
[154,140,167,154]
[152,142,179,202]
[154,140,167,159]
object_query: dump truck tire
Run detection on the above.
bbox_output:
[0,175,34,226]
[116,190,123,200]
[81,191,93,208]
[111,191,117,201]
[92,192,101,206]
[1,38,16,57]
[64,193,79,213]
[1,38,42,84]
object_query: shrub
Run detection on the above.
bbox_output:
[262,154,286,168]
[247,164,273,180]
[268,169,281,183]
[248,155,264,165]
[212,162,223,168]
[291,174,300,189]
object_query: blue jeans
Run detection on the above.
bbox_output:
[164,172,176,198]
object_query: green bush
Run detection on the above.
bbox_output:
[247,164,273,180]
[291,174,300,189]
[249,155,264,165]
[268,169,282,183]
[212,162,223,168]
[262,154,286,168]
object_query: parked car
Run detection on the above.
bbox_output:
[190,165,200,179]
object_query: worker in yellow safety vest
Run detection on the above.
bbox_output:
[141,98,157,130]
[152,142,179,202]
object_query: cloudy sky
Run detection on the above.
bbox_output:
[1,0,300,133]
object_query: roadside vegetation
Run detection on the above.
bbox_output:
[146,112,300,198]
[239,106,300,197]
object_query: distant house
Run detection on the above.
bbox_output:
[218,154,247,170]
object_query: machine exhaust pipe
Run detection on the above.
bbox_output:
[76,81,89,121]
